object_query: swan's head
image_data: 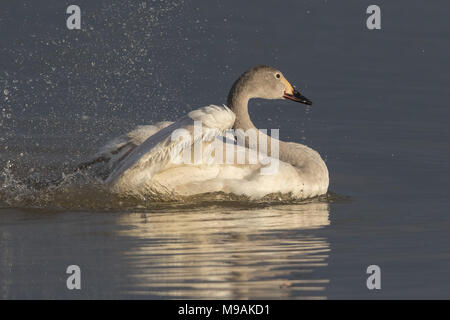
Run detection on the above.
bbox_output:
[232,65,312,105]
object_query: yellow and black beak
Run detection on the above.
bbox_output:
[282,78,312,105]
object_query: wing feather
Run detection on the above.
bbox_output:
[105,105,236,194]
[77,121,173,172]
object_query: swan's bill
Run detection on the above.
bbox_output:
[283,89,312,105]
[281,77,312,105]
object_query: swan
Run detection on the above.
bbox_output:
[81,65,329,199]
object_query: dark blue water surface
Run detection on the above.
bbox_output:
[0,0,449,299]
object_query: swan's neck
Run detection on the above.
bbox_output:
[228,93,255,131]
[228,89,281,157]
[227,77,285,159]
[227,77,257,131]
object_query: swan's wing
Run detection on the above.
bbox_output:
[77,121,173,171]
[105,105,236,193]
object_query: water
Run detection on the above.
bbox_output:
[1,0,449,299]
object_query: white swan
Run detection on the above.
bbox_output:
[82,65,329,199]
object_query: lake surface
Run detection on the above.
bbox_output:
[1,0,449,299]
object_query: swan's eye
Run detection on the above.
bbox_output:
[275,73,281,79]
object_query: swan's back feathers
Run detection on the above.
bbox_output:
[188,105,235,130]
[96,122,173,158]
[105,105,236,194]
[77,121,173,174]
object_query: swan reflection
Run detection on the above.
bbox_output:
[117,202,331,299]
